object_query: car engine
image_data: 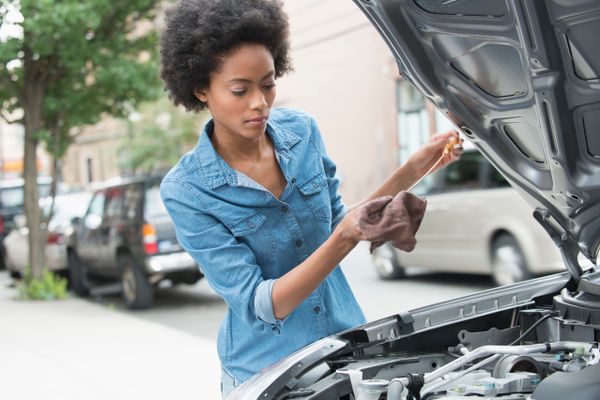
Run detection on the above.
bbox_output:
[245,273,600,400]
[332,276,600,400]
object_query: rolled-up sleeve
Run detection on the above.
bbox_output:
[160,178,286,335]
[308,116,348,231]
[254,279,287,333]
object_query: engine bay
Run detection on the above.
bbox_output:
[270,273,600,400]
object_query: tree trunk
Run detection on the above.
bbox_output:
[23,54,47,280]
[24,113,45,279]
[44,151,60,227]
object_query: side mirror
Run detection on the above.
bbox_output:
[14,214,26,230]
[70,216,81,226]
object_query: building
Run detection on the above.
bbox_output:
[61,117,128,188]
[278,0,455,204]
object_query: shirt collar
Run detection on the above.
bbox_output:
[195,117,302,190]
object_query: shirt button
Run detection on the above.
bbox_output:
[313,306,321,314]
[295,238,303,247]
[281,205,290,214]
[291,177,296,184]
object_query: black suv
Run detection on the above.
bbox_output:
[67,175,202,309]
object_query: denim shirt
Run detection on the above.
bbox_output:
[160,108,366,383]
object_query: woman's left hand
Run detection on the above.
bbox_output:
[407,130,463,179]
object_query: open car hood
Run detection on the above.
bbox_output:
[353,0,600,282]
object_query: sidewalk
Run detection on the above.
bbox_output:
[0,272,221,399]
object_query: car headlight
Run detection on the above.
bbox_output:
[227,336,347,399]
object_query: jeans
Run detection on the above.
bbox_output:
[221,368,238,399]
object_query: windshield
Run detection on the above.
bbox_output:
[1,183,52,209]
[0,187,24,209]
[43,192,92,229]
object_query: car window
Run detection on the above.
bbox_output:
[105,187,125,219]
[44,193,92,229]
[124,184,143,219]
[84,192,105,229]
[0,187,23,208]
[38,183,51,198]
[144,182,168,220]
[0,182,51,209]
[488,166,511,188]
[442,151,482,192]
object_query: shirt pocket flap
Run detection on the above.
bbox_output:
[229,212,267,237]
[298,173,326,196]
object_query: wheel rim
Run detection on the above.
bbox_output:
[493,245,524,286]
[373,246,396,278]
[122,266,136,302]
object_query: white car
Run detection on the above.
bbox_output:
[372,149,565,286]
[5,191,91,277]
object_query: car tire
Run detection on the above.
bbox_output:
[0,249,6,271]
[372,243,406,280]
[120,254,154,310]
[68,251,90,297]
[491,234,532,286]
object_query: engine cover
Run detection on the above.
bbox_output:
[531,364,600,400]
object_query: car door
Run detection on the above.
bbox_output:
[77,191,106,271]
[95,186,126,275]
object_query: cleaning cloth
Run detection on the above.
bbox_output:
[357,192,427,254]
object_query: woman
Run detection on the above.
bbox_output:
[159,0,461,397]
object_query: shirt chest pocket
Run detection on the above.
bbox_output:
[297,172,332,224]
[228,212,276,262]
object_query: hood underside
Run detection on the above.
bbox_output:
[353,0,600,279]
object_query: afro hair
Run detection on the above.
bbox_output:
[160,0,292,112]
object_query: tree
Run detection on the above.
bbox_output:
[0,0,162,279]
[119,97,205,175]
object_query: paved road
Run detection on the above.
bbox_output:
[93,242,493,341]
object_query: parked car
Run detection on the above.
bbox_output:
[66,175,202,309]
[372,148,564,286]
[4,191,92,278]
[0,177,55,269]
[229,1,600,399]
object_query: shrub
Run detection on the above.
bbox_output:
[17,269,68,301]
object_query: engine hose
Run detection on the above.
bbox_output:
[387,341,594,393]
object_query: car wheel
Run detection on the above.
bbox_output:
[9,271,21,279]
[0,249,6,271]
[372,243,406,280]
[120,254,154,309]
[68,251,90,297]
[491,234,532,286]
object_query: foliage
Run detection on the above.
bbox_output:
[119,97,206,174]
[16,268,68,301]
[0,0,163,278]
[0,0,163,157]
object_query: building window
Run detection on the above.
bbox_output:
[396,79,429,163]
